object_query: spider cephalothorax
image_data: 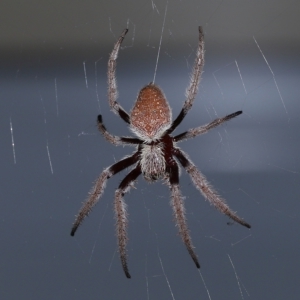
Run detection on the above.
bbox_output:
[140,141,165,181]
[71,27,251,279]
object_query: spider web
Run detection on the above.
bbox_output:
[1,0,300,299]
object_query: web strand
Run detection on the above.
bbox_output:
[153,1,168,84]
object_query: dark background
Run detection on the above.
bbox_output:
[0,0,299,299]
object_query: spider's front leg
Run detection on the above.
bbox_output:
[114,165,142,279]
[167,158,200,269]
[173,148,251,229]
[70,152,140,236]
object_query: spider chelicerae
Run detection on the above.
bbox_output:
[71,27,251,279]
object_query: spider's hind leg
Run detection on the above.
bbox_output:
[108,28,131,124]
[167,26,205,135]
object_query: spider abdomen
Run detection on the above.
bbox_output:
[140,144,165,181]
[130,84,172,141]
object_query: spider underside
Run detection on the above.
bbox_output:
[71,27,251,279]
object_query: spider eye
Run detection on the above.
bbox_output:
[130,84,171,140]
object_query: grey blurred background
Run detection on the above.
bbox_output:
[0,0,299,299]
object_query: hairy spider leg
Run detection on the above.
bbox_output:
[97,115,142,146]
[174,111,243,142]
[167,158,200,268]
[173,148,251,229]
[114,164,142,279]
[108,28,131,124]
[167,26,205,135]
[71,152,140,236]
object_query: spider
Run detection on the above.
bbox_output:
[71,26,251,279]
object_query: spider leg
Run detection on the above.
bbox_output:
[108,28,131,124]
[167,26,205,135]
[70,152,140,236]
[173,148,251,229]
[114,164,142,279]
[174,111,242,142]
[167,158,200,269]
[97,115,142,146]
